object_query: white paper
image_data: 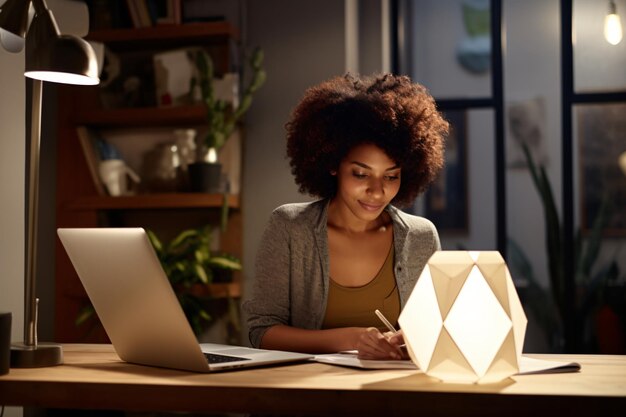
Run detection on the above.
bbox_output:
[313,353,580,374]
[517,356,581,375]
[313,353,417,370]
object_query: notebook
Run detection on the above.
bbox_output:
[57,227,312,372]
[313,351,580,374]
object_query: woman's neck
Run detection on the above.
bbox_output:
[327,199,390,234]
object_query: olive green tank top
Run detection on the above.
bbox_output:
[322,245,400,330]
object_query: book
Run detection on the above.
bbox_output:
[76,126,106,196]
[155,0,178,25]
[86,0,114,30]
[313,352,581,374]
[135,0,154,27]
[173,0,182,24]
[125,0,142,28]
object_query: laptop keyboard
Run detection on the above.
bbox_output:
[204,352,251,364]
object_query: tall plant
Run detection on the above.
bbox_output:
[509,142,620,351]
[191,47,266,156]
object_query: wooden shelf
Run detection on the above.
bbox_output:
[66,281,241,300]
[202,282,241,299]
[74,105,207,127]
[180,282,242,299]
[66,193,240,211]
[86,22,239,50]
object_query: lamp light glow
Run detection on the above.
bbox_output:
[24,70,99,85]
[604,1,623,45]
[207,147,218,163]
[399,251,528,384]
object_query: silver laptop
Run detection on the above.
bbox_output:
[58,227,312,372]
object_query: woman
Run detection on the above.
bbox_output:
[243,73,448,359]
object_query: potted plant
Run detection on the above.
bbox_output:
[187,47,266,193]
[146,226,242,336]
[75,225,242,338]
[507,142,623,352]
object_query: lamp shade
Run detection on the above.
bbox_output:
[24,6,98,85]
[0,0,30,52]
[25,34,99,85]
[398,251,527,384]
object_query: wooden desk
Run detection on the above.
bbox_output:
[0,344,624,416]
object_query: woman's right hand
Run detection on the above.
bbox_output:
[355,327,405,360]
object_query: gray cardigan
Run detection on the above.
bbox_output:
[242,199,440,348]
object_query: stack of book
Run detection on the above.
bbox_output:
[87,0,182,30]
[87,0,228,30]
[125,0,181,28]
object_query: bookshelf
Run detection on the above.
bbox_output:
[55,21,243,343]
[86,21,239,46]
[66,193,240,211]
[73,104,207,126]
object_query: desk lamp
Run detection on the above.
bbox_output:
[399,251,527,383]
[0,0,99,367]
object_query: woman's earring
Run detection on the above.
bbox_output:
[330,170,337,176]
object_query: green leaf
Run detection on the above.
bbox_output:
[248,69,266,94]
[234,95,252,120]
[194,263,210,284]
[250,47,264,69]
[208,256,242,271]
[199,309,212,321]
[75,304,95,327]
[169,229,199,251]
[146,229,163,255]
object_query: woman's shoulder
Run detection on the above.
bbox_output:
[388,206,441,251]
[387,205,437,232]
[271,199,326,221]
[261,200,326,243]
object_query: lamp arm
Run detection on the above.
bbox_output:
[26,0,60,47]
[10,77,62,368]
[24,78,43,348]
[31,0,49,15]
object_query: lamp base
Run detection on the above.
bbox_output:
[10,342,63,367]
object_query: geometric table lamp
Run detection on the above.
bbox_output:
[0,0,99,367]
[399,251,527,384]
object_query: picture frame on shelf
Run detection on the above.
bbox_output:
[153,47,200,107]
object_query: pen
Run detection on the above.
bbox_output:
[375,309,397,333]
